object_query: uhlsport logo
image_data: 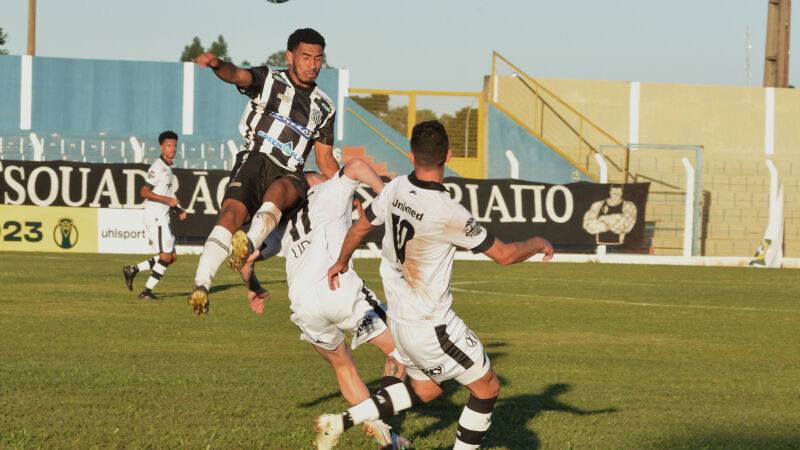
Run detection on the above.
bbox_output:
[53,217,78,249]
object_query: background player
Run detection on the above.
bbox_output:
[122,130,187,300]
[242,160,410,449]
[318,121,554,449]
[188,28,339,315]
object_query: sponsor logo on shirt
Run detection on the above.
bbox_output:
[392,199,424,221]
[314,97,332,113]
[257,130,305,163]
[422,365,444,377]
[269,112,313,139]
[272,72,290,86]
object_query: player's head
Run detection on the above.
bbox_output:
[303,170,326,187]
[410,120,450,169]
[286,28,325,87]
[158,130,178,161]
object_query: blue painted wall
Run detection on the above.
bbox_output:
[0,56,339,142]
[0,55,22,129]
[487,104,592,184]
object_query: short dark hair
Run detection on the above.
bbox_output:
[159,130,178,144]
[287,28,326,52]
[410,120,449,168]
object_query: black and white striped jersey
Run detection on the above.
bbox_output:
[237,66,336,172]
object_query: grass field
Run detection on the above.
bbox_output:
[1,251,799,449]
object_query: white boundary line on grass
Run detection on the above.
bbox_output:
[175,245,800,268]
[449,287,800,314]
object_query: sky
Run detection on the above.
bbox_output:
[1,0,795,92]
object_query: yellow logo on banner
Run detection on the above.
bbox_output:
[53,217,79,249]
[0,205,97,253]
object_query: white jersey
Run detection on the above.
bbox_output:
[281,169,359,289]
[143,156,175,222]
[365,172,495,326]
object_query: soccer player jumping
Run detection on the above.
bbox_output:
[187,28,339,314]
[317,121,554,449]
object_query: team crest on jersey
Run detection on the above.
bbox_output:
[310,109,322,126]
[464,217,482,238]
[277,93,291,103]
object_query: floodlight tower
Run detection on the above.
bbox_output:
[764,0,791,87]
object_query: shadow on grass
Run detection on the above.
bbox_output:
[294,344,617,449]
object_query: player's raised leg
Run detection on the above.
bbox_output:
[228,177,300,272]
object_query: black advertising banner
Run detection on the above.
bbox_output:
[436,177,650,251]
[0,161,649,248]
[0,160,228,242]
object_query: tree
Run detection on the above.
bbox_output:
[180,36,205,62]
[0,27,9,55]
[208,35,231,62]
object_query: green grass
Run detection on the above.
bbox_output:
[1,251,799,449]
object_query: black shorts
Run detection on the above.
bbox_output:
[223,151,310,217]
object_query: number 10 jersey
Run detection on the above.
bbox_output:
[364,172,495,327]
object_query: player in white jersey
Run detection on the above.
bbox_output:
[122,131,187,300]
[239,159,410,449]
[188,28,339,315]
[316,121,554,449]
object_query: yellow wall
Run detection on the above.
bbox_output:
[529,78,799,258]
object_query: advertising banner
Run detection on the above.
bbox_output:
[1,160,650,249]
[0,204,97,252]
[97,208,150,254]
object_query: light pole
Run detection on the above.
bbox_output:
[27,0,36,55]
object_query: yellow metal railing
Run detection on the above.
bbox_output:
[491,52,628,182]
[349,88,486,178]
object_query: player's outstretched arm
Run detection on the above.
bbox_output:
[483,236,554,266]
[327,214,375,290]
[314,142,340,179]
[342,157,384,194]
[192,52,252,87]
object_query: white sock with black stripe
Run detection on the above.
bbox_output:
[453,394,497,449]
[342,377,422,430]
[135,256,157,272]
[144,258,170,290]
[195,226,232,290]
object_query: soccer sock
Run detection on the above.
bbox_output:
[246,202,281,251]
[144,258,170,291]
[453,394,497,449]
[135,256,157,272]
[195,226,232,290]
[342,377,424,431]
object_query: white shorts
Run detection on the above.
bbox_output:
[289,271,388,351]
[389,308,490,385]
[145,216,175,254]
